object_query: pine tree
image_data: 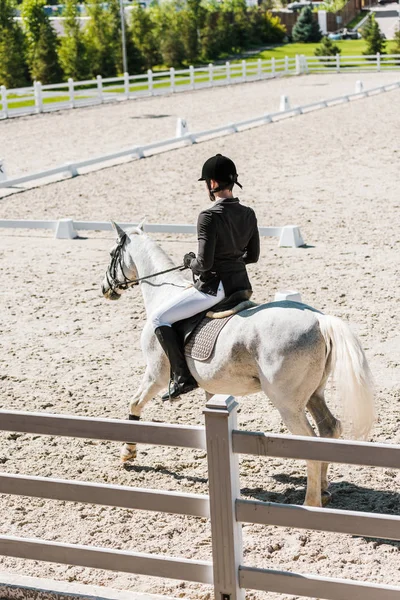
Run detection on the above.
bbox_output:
[314,35,341,57]
[362,14,386,55]
[58,0,89,79]
[292,5,322,43]
[0,0,29,87]
[21,0,62,83]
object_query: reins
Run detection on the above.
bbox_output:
[126,264,187,286]
[106,234,188,293]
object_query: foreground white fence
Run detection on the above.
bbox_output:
[0,219,304,247]
[1,53,399,120]
[1,396,400,599]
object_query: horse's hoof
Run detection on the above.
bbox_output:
[120,444,136,463]
[322,491,332,506]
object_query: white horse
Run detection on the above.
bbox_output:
[102,222,375,508]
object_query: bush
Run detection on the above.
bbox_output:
[314,35,341,57]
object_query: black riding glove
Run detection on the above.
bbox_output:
[183,252,196,269]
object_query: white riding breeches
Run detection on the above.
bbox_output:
[150,281,225,330]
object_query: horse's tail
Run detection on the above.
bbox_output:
[315,313,375,440]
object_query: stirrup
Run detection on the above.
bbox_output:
[161,378,198,401]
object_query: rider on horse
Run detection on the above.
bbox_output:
[151,153,260,400]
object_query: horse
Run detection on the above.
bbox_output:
[101,222,375,508]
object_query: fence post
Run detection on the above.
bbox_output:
[376,52,381,72]
[147,69,153,96]
[226,61,231,84]
[0,159,7,181]
[284,55,289,75]
[295,54,301,75]
[68,78,75,109]
[336,53,340,73]
[208,63,213,87]
[257,58,262,79]
[96,75,103,103]
[271,57,276,77]
[170,67,175,93]
[189,65,195,90]
[124,72,130,98]
[1,86,8,119]
[204,395,245,600]
[34,81,43,113]
[242,59,246,81]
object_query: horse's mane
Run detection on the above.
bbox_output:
[130,230,186,284]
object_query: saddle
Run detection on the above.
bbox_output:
[172,290,257,361]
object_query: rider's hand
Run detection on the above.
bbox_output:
[183,252,196,268]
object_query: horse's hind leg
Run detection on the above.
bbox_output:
[307,389,342,495]
[120,368,164,463]
[278,407,323,507]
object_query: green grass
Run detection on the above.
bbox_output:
[251,39,400,59]
[252,40,368,59]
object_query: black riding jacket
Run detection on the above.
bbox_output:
[188,197,260,296]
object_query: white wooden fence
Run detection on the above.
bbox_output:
[1,53,400,120]
[0,57,297,120]
[1,395,400,599]
[0,219,304,247]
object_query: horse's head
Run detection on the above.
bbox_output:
[101,220,144,300]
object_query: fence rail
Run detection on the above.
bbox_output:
[0,219,304,247]
[1,53,399,120]
[1,398,400,599]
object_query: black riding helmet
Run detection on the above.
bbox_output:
[199,154,243,197]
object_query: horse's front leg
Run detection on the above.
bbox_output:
[120,368,165,463]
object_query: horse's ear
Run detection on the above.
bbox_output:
[137,216,146,233]
[111,220,126,240]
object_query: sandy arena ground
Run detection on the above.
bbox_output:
[0,73,399,599]
[1,72,400,178]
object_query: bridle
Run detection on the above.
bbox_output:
[105,234,186,294]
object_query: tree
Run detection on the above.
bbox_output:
[362,13,386,56]
[21,0,62,83]
[199,4,224,61]
[292,5,322,43]
[0,0,29,87]
[393,26,400,54]
[151,1,186,68]
[58,0,89,79]
[129,4,160,69]
[84,0,118,77]
[314,35,341,57]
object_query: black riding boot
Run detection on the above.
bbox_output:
[155,326,198,400]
